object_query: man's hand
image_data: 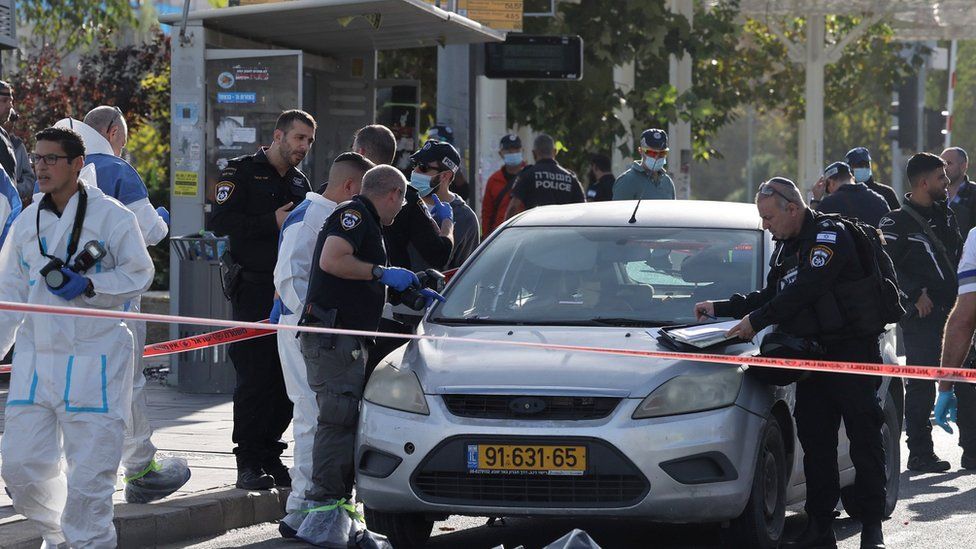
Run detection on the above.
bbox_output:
[694,301,716,322]
[378,266,420,292]
[726,315,756,341]
[934,389,958,434]
[431,194,454,225]
[916,288,933,318]
[275,202,295,228]
[812,176,826,201]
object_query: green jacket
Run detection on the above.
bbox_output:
[612,160,675,200]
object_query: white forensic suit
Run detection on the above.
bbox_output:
[272,192,337,523]
[0,169,154,548]
[52,119,177,496]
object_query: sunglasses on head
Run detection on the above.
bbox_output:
[758,180,797,205]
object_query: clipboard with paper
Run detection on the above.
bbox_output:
[657,320,744,351]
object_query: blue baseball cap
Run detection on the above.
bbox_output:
[845,147,871,165]
[640,128,668,151]
[824,161,852,180]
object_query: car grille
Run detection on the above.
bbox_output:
[411,437,649,508]
[442,394,621,420]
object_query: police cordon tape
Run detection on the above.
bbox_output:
[0,299,973,384]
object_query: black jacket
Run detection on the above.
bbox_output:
[864,177,900,212]
[949,176,976,238]
[383,185,453,270]
[817,182,890,227]
[714,210,867,338]
[880,196,963,323]
[210,148,310,275]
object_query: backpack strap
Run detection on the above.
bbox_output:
[901,201,956,275]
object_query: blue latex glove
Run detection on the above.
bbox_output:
[420,288,446,308]
[156,206,170,226]
[269,298,282,324]
[934,389,958,434]
[49,268,89,301]
[379,267,420,292]
[430,194,453,225]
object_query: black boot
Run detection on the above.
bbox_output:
[263,462,292,487]
[906,453,951,473]
[236,467,275,490]
[781,515,837,548]
[860,522,885,549]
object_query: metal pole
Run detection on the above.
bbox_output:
[668,0,694,199]
[746,106,755,200]
[611,62,635,176]
[945,39,958,148]
[802,15,825,189]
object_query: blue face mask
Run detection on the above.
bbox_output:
[853,167,872,183]
[410,171,436,197]
[503,152,523,167]
[644,156,666,172]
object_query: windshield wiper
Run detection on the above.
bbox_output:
[586,317,674,327]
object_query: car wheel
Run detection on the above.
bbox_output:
[841,393,901,519]
[364,506,434,549]
[724,419,787,548]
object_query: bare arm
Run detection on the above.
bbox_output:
[319,235,374,280]
[940,292,976,391]
[505,197,526,220]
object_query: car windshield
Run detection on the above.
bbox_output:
[430,226,764,327]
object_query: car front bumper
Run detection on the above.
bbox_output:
[356,395,766,523]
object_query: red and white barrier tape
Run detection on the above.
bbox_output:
[0,300,972,384]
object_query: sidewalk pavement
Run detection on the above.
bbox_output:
[0,363,293,548]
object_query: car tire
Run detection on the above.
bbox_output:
[724,419,787,548]
[840,393,901,520]
[364,506,433,549]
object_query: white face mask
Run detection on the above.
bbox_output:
[644,156,666,172]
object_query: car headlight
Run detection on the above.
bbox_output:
[632,367,743,419]
[364,360,430,415]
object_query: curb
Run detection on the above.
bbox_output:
[0,486,288,548]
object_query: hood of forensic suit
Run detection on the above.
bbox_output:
[54,118,115,157]
[389,323,759,400]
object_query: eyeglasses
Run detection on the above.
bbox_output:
[395,187,407,206]
[29,153,74,166]
[105,106,124,135]
[758,181,797,204]
[642,149,667,159]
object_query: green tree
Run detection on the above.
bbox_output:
[17,0,138,52]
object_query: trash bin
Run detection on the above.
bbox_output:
[171,234,236,394]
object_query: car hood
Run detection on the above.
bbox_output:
[394,323,759,398]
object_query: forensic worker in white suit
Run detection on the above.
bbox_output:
[271,151,374,537]
[0,127,154,548]
[53,109,188,504]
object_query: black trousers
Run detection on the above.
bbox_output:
[229,279,293,468]
[794,337,886,523]
[903,328,976,458]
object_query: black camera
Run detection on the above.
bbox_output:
[40,240,107,290]
[397,269,446,311]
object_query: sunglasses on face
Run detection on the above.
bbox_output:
[642,149,667,159]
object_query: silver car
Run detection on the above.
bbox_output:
[356,200,901,548]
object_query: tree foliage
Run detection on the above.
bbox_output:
[17,0,138,52]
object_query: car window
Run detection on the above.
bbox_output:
[430,226,763,326]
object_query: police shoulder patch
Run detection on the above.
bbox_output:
[810,245,833,268]
[879,217,895,228]
[340,209,362,230]
[215,181,235,204]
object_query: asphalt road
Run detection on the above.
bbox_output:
[167,428,976,548]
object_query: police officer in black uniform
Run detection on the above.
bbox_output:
[695,177,888,549]
[847,147,900,212]
[813,161,890,227]
[295,165,441,544]
[211,109,316,489]
[504,132,585,219]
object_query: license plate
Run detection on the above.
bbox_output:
[466,444,586,475]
